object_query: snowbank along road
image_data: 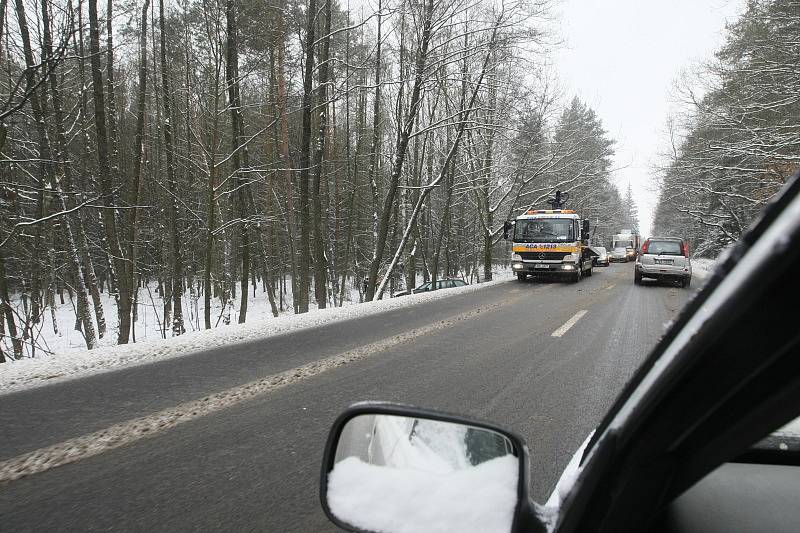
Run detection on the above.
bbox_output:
[0,262,701,532]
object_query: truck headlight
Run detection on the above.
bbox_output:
[563,253,578,262]
[512,253,522,261]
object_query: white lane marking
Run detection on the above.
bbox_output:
[605,283,616,290]
[551,310,588,337]
[0,301,509,484]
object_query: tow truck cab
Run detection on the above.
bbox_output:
[504,209,594,282]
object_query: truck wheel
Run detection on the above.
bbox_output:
[634,270,642,285]
[572,269,581,283]
[586,266,593,277]
[517,273,526,282]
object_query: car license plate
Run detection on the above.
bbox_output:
[534,264,549,269]
[655,258,673,265]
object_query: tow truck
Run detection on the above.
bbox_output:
[503,191,594,282]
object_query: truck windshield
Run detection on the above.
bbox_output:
[514,218,575,243]
[613,239,634,248]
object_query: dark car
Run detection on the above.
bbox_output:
[393,278,467,297]
[321,168,800,533]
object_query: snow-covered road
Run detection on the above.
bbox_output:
[1,262,700,531]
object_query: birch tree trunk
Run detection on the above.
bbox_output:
[71,0,107,337]
[367,0,435,301]
[375,18,501,299]
[41,0,97,349]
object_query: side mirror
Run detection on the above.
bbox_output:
[320,403,543,533]
[503,221,513,240]
[581,220,590,241]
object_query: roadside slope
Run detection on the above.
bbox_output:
[0,275,511,395]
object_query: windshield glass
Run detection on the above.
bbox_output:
[648,240,682,255]
[514,218,575,243]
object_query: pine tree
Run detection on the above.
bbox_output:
[624,184,640,233]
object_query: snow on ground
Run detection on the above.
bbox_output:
[691,258,717,279]
[0,270,513,395]
[6,280,370,357]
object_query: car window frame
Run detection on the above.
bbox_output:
[647,240,683,256]
[582,170,800,460]
[553,168,800,533]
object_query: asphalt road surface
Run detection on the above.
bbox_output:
[0,263,698,532]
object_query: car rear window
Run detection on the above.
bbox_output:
[648,240,682,255]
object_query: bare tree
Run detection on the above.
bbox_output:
[87,0,132,343]
[160,0,185,335]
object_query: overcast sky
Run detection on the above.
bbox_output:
[553,0,745,237]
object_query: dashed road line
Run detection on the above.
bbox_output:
[551,310,588,337]
[0,301,508,484]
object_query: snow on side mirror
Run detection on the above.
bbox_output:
[320,403,534,533]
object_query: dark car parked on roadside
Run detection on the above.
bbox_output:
[393,278,467,297]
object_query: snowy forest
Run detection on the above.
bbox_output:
[2,0,638,359]
[653,0,799,257]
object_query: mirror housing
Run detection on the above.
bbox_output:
[503,221,514,240]
[320,402,546,533]
[581,220,590,242]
